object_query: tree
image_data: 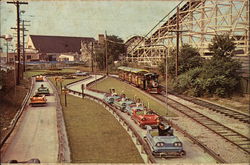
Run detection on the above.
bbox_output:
[95,34,126,70]
[158,44,203,78]
[173,34,242,97]
[209,34,236,59]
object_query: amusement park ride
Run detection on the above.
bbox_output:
[125,0,249,67]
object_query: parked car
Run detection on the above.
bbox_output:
[131,110,159,128]
[113,97,135,112]
[75,71,89,76]
[30,94,47,107]
[144,125,185,158]
[103,93,121,104]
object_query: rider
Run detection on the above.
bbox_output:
[157,118,172,136]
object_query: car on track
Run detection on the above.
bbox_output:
[35,75,44,82]
[125,103,144,115]
[144,125,185,158]
[36,85,50,96]
[113,97,135,112]
[131,110,159,128]
[103,93,121,104]
[30,94,47,106]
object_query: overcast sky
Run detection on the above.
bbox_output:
[1,0,179,51]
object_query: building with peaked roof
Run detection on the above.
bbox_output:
[26,35,95,62]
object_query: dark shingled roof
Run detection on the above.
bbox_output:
[30,35,95,53]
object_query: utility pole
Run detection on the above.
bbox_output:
[91,42,94,73]
[176,7,179,78]
[7,0,28,85]
[169,7,188,78]
[105,31,108,76]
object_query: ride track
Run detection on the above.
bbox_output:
[66,75,227,163]
[108,75,250,161]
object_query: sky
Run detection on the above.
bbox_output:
[0,0,179,51]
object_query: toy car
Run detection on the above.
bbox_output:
[36,85,50,96]
[125,103,144,115]
[103,93,121,104]
[35,75,44,82]
[30,94,47,106]
[75,71,89,76]
[144,125,185,158]
[113,97,135,112]
[131,110,159,128]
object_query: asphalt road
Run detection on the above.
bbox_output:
[1,78,58,163]
[67,75,217,163]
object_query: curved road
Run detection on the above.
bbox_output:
[67,75,217,163]
[1,78,58,163]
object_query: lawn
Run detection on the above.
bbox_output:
[24,68,77,78]
[91,77,176,117]
[49,78,143,163]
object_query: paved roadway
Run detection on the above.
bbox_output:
[67,75,217,163]
[1,78,58,163]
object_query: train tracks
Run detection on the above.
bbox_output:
[160,86,250,124]
[154,94,250,155]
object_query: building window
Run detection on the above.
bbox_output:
[27,55,31,59]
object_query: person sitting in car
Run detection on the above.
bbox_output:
[157,118,172,136]
[39,84,46,89]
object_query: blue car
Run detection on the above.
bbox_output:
[103,93,121,104]
[113,98,135,112]
[144,125,185,158]
[125,103,144,115]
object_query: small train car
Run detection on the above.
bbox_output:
[118,66,160,93]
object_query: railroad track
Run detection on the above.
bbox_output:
[154,94,250,155]
[160,86,250,124]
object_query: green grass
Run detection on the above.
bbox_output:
[24,68,78,78]
[91,77,176,117]
[49,77,87,89]
[49,78,143,163]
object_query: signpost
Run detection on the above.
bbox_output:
[62,88,69,107]
[81,84,85,98]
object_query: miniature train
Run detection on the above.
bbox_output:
[117,66,161,94]
[103,89,185,158]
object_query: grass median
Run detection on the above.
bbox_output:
[90,77,177,117]
[49,78,144,163]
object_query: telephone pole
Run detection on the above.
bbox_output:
[105,31,108,76]
[7,0,28,85]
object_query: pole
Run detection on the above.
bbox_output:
[65,92,67,107]
[165,48,168,116]
[91,42,94,73]
[105,31,108,76]
[7,0,28,85]
[17,2,21,84]
[176,7,179,78]
[6,41,9,63]
[22,20,25,73]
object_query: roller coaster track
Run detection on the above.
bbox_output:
[153,94,250,154]
[126,0,249,66]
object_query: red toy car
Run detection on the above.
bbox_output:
[131,110,159,128]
